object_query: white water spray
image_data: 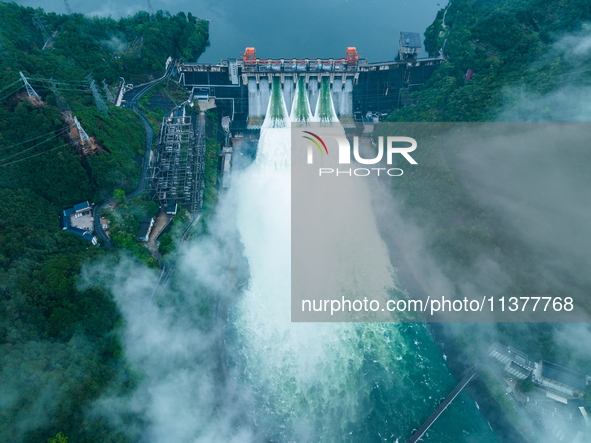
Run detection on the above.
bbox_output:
[307,77,319,116]
[227,77,454,442]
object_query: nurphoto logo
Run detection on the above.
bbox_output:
[302,133,419,177]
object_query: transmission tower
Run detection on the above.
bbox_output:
[102,79,115,104]
[147,0,156,21]
[88,77,110,116]
[50,82,71,112]
[32,14,52,49]
[73,116,90,144]
[63,0,73,15]
[19,72,41,101]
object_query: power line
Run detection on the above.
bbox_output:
[0,128,70,162]
[0,79,23,95]
[30,82,88,87]
[63,0,73,15]
[30,84,89,92]
[0,143,71,168]
[0,126,71,152]
[0,85,24,101]
[29,77,90,85]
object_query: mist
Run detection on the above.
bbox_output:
[80,250,256,441]
[62,19,591,443]
[367,25,591,442]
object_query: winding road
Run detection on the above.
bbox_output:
[92,61,175,248]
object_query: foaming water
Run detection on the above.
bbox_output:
[225,80,499,442]
[317,77,338,122]
[291,77,312,122]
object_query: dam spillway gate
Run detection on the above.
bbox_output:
[178,43,443,130]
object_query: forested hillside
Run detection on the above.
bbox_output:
[394,0,591,122]
[387,0,591,371]
[0,3,208,442]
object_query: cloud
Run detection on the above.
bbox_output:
[83,1,141,18]
[454,123,591,286]
[370,24,591,440]
[99,36,128,53]
[79,253,256,443]
[66,23,591,443]
[499,25,591,122]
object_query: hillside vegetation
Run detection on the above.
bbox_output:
[0,3,208,442]
[387,0,591,371]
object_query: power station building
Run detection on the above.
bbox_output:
[60,201,98,245]
[146,106,205,213]
[532,361,587,400]
[399,32,422,60]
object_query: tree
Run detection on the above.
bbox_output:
[517,377,534,393]
[113,188,127,205]
[48,431,68,443]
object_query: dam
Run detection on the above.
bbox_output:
[177,33,442,130]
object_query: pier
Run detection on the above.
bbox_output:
[407,366,478,443]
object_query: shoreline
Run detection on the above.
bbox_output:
[374,205,529,443]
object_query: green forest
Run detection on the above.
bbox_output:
[394,0,591,122]
[386,0,591,373]
[0,3,208,442]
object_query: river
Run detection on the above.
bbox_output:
[221,76,499,442]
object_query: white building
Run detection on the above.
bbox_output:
[488,342,532,380]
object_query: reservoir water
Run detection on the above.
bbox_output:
[15,0,444,62]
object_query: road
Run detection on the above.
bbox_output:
[92,59,202,293]
[123,59,175,198]
[92,199,114,248]
[92,60,175,247]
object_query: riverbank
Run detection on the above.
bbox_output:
[375,212,531,442]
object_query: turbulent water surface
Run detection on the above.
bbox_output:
[223,78,499,442]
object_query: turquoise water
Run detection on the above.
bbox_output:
[225,79,499,442]
[226,320,499,442]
